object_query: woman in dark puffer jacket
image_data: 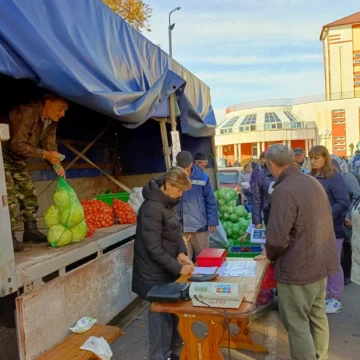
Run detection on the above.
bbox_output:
[132,167,193,360]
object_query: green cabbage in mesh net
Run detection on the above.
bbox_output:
[70,221,88,243]
[59,204,84,227]
[47,225,72,247]
[43,205,60,227]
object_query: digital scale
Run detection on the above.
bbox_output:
[250,228,266,245]
[189,282,246,309]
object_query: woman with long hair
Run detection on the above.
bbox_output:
[132,167,194,360]
[309,145,350,314]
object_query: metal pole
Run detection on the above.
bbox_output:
[168,12,172,58]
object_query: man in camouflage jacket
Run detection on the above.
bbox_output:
[2,93,68,251]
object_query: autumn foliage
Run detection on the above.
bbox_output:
[103,0,152,32]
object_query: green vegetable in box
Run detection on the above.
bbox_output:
[229,213,238,223]
[231,223,240,235]
[215,187,254,249]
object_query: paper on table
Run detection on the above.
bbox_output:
[218,261,256,277]
[193,267,218,275]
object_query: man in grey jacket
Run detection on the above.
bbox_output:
[265,145,339,360]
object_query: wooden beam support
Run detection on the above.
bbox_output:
[169,94,177,132]
[64,125,110,171]
[159,120,172,171]
[152,117,171,124]
[28,162,112,171]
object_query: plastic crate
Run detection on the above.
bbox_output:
[227,245,262,258]
[95,192,130,205]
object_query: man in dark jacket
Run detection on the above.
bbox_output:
[252,162,275,228]
[265,144,339,360]
[176,151,219,259]
[3,93,68,251]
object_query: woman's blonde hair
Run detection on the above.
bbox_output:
[308,145,336,179]
[163,166,192,191]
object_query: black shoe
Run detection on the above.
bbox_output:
[344,278,351,285]
[167,354,180,360]
[12,232,31,252]
[23,220,47,243]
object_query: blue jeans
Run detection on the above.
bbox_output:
[245,204,253,214]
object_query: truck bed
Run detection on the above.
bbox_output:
[14,223,136,290]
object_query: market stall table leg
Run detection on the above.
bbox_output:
[178,313,226,360]
[220,318,268,353]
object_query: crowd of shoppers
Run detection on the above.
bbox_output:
[131,143,358,360]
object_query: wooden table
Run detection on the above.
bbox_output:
[150,259,269,360]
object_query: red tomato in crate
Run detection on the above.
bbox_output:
[112,199,136,224]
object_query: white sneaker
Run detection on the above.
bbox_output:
[325,297,331,305]
[326,298,343,314]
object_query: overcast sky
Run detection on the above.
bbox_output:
[144,0,359,122]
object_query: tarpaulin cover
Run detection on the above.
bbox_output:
[0,0,216,137]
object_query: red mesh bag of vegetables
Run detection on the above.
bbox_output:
[113,199,137,224]
[81,200,114,233]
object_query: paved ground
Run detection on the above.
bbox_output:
[112,283,360,360]
[1,283,359,359]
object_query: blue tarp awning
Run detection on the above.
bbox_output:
[0,0,216,137]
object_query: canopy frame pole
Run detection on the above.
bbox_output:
[159,119,172,171]
[62,124,110,171]
[169,94,181,166]
[62,141,131,193]
[169,94,177,132]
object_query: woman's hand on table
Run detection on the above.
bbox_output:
[177,253,194,267]
[254,249,268,261]
[180,265,194,275]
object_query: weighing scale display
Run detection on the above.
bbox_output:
[194,285,208,292]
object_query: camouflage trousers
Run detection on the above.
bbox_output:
[3,154,38,230]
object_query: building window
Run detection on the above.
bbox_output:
[333,115,344,119]
[240,114,257,125]
[355,81,360,86]
[264,112,281,123]
[333,109,345,113]
[334,136,345,140]
[334,142,346,146]
[250,125,256,131]
[252,144,258,158]
[221,116,239,129]
[355,60,360,64]
[334,121,345,124]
